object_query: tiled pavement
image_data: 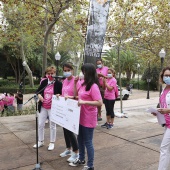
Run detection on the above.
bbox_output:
[0,90,166,170]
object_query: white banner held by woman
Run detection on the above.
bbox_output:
[51,96,80,135]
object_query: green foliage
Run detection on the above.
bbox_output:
[103,49,117,69]
[142,65,160,90]
[0,87,37,94]
[104,48,139,82]
[0,104,36,117]
[120,50,139,81]
[129,79,148,90]
[0,79,38,93]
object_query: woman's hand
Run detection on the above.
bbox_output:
[56,94,60,98]
[103,78,106,84]
[64,95,74,100]
[78,99,85,106]
[151,112,157,116]
[98,73,104,77]
[157,108,170,114]
[38,94,44,102]
[74,76,79,84]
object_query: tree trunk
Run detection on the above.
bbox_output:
[126,71,131,81]
[20,35,34,87]
[42,1,71,75]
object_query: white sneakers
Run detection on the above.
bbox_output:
[60,149,79,163]
[33,141,44,148]
[67,152,79,163]
[60,149,71,157]
[33,141,54,151]
[48,143,54,151]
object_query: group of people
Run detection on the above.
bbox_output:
[34,59,118,170]
[0,90,23,114]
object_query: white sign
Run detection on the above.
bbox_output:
[51,96,80,135]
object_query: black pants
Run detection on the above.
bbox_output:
[104,99,115,118]
[63,128,78,152]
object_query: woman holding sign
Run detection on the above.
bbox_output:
[59,63,79,163]
[152,66,170,170]
[33,66,62,151]
[69,63,102,170]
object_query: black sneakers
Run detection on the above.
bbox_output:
[101,122,109,128]
[69,158,86,167]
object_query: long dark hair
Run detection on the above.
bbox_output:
[81,63,99,91]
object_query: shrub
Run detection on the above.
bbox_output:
[0,87,37,94]
[0,104,36,117]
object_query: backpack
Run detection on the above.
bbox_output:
[115,85,118,99]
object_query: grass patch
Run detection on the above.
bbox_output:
[0,104,36,117]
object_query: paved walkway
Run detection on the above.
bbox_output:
[0,89,166,170]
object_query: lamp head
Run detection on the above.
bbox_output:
[55,52,61,61]
[159,48,166,58]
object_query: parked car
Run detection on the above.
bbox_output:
[117,86,130,100]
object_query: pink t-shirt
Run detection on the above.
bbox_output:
[7,96,15,106]
[96,66,108,86]
[160,88,170,128]
[78,83,102,128]
[76,79,84,90]
[104,77,117,100]
[3,98,8,106]
[62,76,75,97]
[42,84,54,109]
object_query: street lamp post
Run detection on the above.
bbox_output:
[55,52,61,76]
[22,61,27,94]
[146,61,151,99]
[137,63,140,90]
[159,48,166,94]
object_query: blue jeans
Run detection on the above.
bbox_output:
[78,124,94,168]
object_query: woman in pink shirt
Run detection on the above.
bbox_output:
[96,58,108,121]
[69,63,103,170]
[33,66,62,151]
[101,69,117,129]
[59,63,79,163]
[5,93,15,113]
[152,66,170,170]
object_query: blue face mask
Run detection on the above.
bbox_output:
[163,76,170,85]
[63,71,72,78]
[97,64,102,68]
[107,74,112,78]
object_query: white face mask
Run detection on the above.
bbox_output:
[97,64,102,68]
[107,74,112,78]
[163,76,170,85]
[63,71,72,78]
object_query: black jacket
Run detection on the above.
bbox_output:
[36,79,62,112]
